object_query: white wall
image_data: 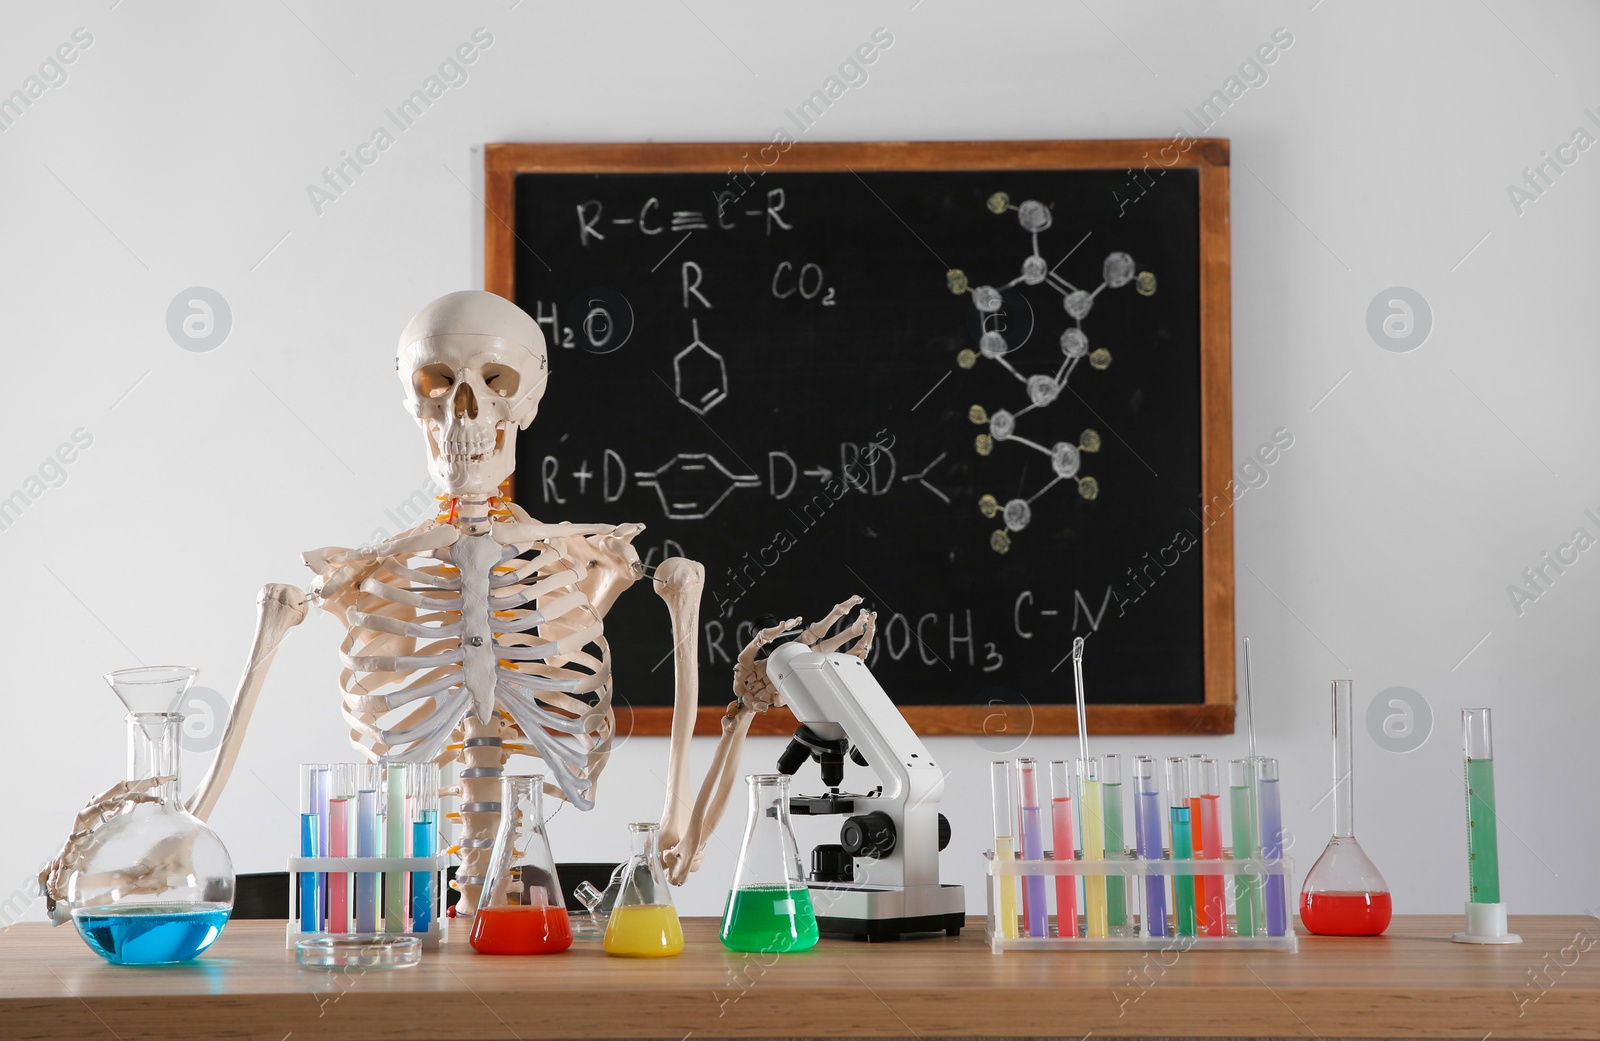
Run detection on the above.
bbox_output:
[3,0,1597,921]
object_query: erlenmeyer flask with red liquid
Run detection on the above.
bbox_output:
[469,774,572,954]
[1300,680,1392,936]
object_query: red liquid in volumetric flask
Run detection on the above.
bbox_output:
[1299,891,1392,936]
[469,906,573,954]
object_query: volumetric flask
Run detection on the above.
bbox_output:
[1300,680,1391,936]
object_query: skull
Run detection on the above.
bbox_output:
[397,291,547,496]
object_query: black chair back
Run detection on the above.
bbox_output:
[232,863,621,919]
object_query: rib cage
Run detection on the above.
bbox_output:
[337,536,615,809]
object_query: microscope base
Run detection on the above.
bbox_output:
[809,883,967,942]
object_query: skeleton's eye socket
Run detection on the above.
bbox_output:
[482,363,520,398]
[415,364,454,399]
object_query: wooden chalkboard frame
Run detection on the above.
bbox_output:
[484,140,1233,738]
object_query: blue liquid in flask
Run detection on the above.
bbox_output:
[73,903,231,965]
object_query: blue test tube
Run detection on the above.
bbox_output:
[355,768,380,934]
[1132,756,1167,937]
[299,811,320,931]
[409,762,439,933]
[1258,756,1286,936]
[310,764,330,925]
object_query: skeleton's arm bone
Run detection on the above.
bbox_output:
[650,555,762,885]
[186,583,309,821]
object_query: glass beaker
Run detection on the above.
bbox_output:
[720,774,818,952]
[66,666,235,965]
[1300,680,1392,935]
[470,774,571,954]
[603,822,684,957]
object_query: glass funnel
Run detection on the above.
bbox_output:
[720,774,818,952]
[603,822,683,957]
[470,774,571,954]
[66,666,235,965]
[1299,680,1392,936]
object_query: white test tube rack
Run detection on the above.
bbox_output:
[284,854,451,949]
[985,849,1298,953]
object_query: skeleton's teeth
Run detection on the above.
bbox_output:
[444,439,493,459]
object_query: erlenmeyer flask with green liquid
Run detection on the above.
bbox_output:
[720,774,819,953]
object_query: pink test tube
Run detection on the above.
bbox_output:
[327,764,353,933]
[1049,760,1079,937]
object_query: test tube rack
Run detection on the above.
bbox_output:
[984,850,1297,952]
[284,854,451,949]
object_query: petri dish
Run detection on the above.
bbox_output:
[296,934,421,970]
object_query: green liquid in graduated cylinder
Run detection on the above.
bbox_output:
[1102,781,1126,929]
[1465,758,1500,904]
[720,885,819,952]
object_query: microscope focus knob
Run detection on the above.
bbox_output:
[937,813,951,851]
[840,811,896,859]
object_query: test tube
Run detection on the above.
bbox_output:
[1185,755,1209,935]
[989,761,1018,939]
[1132,756,1166,937]
[1257,757,1286,936]
[1228,759,1263,936]
[1016,759,1047,937]
[1165,757,1196,936]
[1196,758,1225,937]
[1048,760,1079,937]
[385,763,408,933]
[355,764,380,933]
[298,764,324,932]
[1463,709,1501,905]
[1077,758,1107,938]
[1100,754,1127,934]
[410,762,439,933]
[327,764,354,933]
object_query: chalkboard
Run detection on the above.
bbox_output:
[485,141,1233,738]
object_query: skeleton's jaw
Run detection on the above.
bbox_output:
[424,419,517,498]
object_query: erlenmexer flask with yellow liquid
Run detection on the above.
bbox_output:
[602,822,684,957]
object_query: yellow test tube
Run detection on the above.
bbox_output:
[990,761,1018,938]
[1078,758,1107,937]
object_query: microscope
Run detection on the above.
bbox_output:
[766,640,966,941]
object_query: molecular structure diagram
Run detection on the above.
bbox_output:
[946,192,1156,554]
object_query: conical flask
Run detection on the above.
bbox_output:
[603,822,684,957]
[66,667,235,965]
[720,774,819,952]
[1300,680,1392,935]
[470,774,571,954]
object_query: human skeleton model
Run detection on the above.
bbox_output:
[42,291,877,920]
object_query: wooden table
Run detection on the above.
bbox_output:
[2,916,1595,1040]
